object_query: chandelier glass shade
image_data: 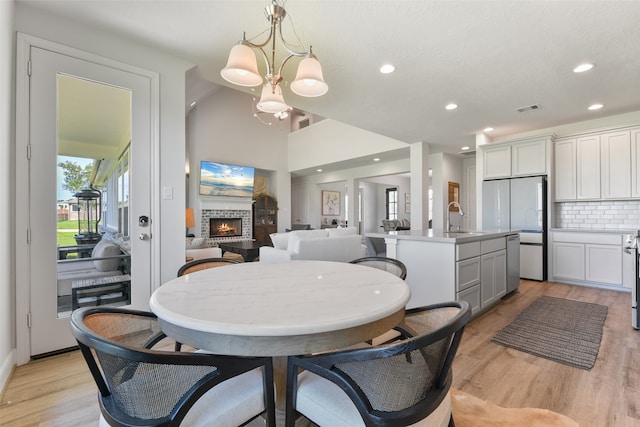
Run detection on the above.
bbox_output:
[256,84,289,114]
[220,43,262,87]
[220,1,328,115]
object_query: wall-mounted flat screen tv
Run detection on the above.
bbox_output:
[199,161,255,197]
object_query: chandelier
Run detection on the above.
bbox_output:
[220,1,328,116]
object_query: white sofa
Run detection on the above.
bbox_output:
[186,237,223,261]
[259,227,367,263]
[57,239,129,297]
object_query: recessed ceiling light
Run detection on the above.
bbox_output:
[573,63,595,73]
[445,103,458,110]
[373,158,380,162]
[483,127,494,132]
[380,64,395,74]
[588,103,604,110]
[316,169,323,172]
[461,146,470,151]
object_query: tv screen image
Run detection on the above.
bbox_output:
[199,161,255,197]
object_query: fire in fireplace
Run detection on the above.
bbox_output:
[210,218,243,237]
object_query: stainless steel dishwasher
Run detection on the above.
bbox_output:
[506,234,521,293]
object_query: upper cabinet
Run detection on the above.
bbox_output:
[631,128,640,198]
[482,138,547,179]
[483,145,511,179]
[601,130,631,199]
[554,139,576,200]
[576,135,601,200]
[554,127,640,201]
[512,139,547,176]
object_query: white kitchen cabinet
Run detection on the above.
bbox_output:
[576,135,601,199]
[601,130,631,199]
[631,128,640,198]
[457,283,481,313]
[512,139,546,176]
[456,257,481,291]
[551,231,626,288]
[585,244,622,285]
[480,250,506,307]
[479,238,506,308]
[455,241,481,314]
[552,242,585,281]
[494,250,507,298]
[483,145,511,179]
[483,139,547,180]
[554,139,576,200]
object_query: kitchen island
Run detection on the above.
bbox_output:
[366,229,519,314]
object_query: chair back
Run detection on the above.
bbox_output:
[71,307,275,427]
[177,257,239,276]
[286,301,471,427]
[349,256,407,280]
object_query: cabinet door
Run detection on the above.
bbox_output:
[494,250,507,299]
[552,242,585,281]
[576,135,600,199]
[554,139,576,200]
[480,253,495,307]
[456,257,481,291]
[457,284,481,314]
[631,128,640,198]
[585,244,622,285]
[601,130,631,199]
[512,139,546,176]
[483,145,512,179]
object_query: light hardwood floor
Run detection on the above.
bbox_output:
[1,280,639,426]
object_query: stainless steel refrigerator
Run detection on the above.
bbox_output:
[482,176,547,281]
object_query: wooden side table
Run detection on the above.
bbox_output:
[218,241,267,262]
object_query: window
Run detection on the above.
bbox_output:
[101,147,130,236]
[386,188,398,220]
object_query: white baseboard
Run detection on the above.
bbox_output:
[0,348,16,399]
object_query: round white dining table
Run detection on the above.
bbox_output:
[150,260,411,357]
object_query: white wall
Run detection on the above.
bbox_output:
[0,0,16,394]
[187,85,291,232]
[431,153,464,230]
[360,175,411,230]
[292,158,410,229]
[288,119,408,172]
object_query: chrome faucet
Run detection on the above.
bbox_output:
[446,201,465,231]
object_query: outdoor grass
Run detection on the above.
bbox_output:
[57,231,77,247]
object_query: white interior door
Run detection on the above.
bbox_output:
[26,45,154,356]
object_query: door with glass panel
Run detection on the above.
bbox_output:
[26,46,154,356]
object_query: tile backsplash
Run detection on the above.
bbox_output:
[555,201,640,229]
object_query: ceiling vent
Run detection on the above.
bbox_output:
[516,104,541,113]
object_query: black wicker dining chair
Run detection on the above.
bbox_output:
[285,301,471,427]
[174,257,240,351]
[349,256,408,280]
[70,307,275,427]
[177,257,240,277]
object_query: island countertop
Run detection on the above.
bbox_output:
[365,228,519,243]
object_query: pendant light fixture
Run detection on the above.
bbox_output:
[221,1,328,115]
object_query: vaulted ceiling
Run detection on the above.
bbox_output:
[21,0,640,154]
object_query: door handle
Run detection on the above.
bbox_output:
[139,233,150,240]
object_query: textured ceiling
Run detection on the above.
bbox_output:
[21,0,640,154]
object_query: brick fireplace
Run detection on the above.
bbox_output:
[200,209,252,243]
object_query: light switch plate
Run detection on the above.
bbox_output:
[162,186,173,200]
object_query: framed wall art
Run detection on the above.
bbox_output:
[321,190,340,216]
